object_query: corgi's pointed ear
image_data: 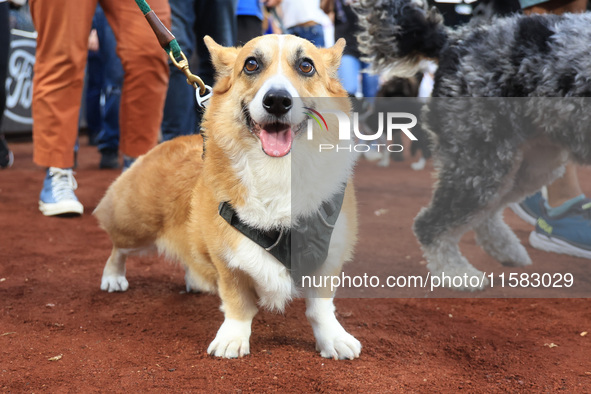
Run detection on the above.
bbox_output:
[204,35,238,76]
[322,38,346,76]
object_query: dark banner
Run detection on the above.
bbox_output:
[2,28,36,134]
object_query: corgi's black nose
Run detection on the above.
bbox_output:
[262,89,292,115]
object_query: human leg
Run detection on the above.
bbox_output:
[30,0,96,215]
[360,61,379,99]
[546,164,583,207]
[337,54,361,97]
[515,0,591,258]
[102,0,170,159]
[521,0,587,13]
[237,15,263,46]
[286,24,325,47]
[193,0,237,131]
[85,50,103,146]
[161,0,197,142]
[195,0,237,86]
[30,0,97,169]
[95,5,123,165]
[523,0,587,209]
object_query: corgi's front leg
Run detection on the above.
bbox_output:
[207,264,258,358]
[305,296,361,360]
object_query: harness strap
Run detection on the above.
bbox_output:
[218,186,347,275]
[219,202,291,269]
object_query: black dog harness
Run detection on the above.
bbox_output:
[218,187,346,276]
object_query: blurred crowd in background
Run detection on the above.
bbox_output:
[0,0,590,261]
[1,0,512,172]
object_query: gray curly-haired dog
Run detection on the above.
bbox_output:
[356,0,591,290]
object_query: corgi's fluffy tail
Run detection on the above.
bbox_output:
[356,0,448,78]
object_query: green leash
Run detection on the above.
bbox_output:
[134,0,212,106]
[134,0,181,60]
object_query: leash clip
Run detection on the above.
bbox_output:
[168,51,212,108]
[196,84,213,108]
[169,50,207,92]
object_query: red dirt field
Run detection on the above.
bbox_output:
[1,138,591,392]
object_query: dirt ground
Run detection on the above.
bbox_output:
[1,138,591,392]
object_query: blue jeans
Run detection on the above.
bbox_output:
[86,5,123,153]
[287,24,325,47]
[195,0,237,83]
[338,54,379,100]
[161,0,198,141]
[85,52,103,140]
[162,0,237,140]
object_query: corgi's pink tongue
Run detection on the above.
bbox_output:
[259,127,293,157]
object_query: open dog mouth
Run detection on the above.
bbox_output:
[245,110,307,158]
[252,121,293,158]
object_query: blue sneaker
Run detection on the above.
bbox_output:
[509,191,544,226]
[529,196,591,259]
[39,167,84,216]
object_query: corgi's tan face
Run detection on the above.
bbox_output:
[204,35,347,158]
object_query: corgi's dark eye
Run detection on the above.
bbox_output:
[299,59,315,75]
[244,58,259,73]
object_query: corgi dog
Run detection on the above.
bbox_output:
[93,34,361,359]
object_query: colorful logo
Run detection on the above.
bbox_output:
[304,107,328,131]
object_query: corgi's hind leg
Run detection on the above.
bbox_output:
[100,247,129,292]
[183,264,217,294]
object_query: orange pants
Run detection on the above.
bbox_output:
[30,0,171,168]
[524,0,587,14]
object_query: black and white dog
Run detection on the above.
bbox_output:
[357,0,591,289]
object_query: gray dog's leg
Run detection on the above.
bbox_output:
[413,169,500,290]
[418,223,490,291]
[413,139,524,290]
[474,210,532,267]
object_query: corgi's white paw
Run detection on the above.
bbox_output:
[316,329,361,360]
[100,274,128,292]
[207,319,251,358]
[306,298,362,360]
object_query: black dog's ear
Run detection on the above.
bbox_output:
[356,0,448,77]
[204,35,239,77]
